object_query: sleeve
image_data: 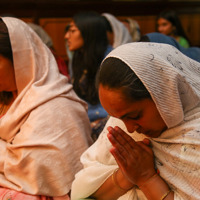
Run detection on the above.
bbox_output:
[1,97,92,196]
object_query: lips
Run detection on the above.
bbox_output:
[136,128,152,137]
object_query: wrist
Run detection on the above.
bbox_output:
[136,170,158,188]
[139,173,173,200]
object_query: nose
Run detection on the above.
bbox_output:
[123,121,139,133]
[64,32,70,39]
[158,26,164,33]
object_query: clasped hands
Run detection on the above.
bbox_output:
[107,126,156,188]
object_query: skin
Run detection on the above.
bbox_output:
[106,31,114,47]
[64,21,84,51]
[0,54,17,94]
[99,84,167,138]
[157,17,176,37]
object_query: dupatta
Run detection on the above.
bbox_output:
[0,17,92,197]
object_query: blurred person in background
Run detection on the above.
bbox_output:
[102,13,132,48]
[156,9,190,48]
[121,17,141,42]
[140,32,200,63]
[64,11,113,141]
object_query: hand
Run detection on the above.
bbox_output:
[107,126,156,187]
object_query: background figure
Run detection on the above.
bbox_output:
[64,24,74,79]
[102,13,132,48]
[140,32,200,63]
[121,18,141,42]
[28,22,70,79]
[64,11,113,140]
[71,42,200,200]
[156,9,190,48]
[0,17,92,199]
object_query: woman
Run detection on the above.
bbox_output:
[140,32,200,63]
[71,42,200,199]
[121,17,141,42]
[156,9,190,48]
[65,11,113,140]
[102,13,133,48]
[0,17,92,199]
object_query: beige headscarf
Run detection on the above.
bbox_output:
[71,42,200,199]
[0,17,92,196]
[102,13,132,48]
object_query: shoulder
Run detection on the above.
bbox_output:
[178,36,190,48]
[26,96,90,131]
[104,45,113,58]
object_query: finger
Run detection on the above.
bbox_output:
[108,127,136,155]
[107,132,136,159]
[114,126,137,145]
[107,132,126,154]
[114,127,141,153]
[110,147,127,168]
[107,126,129,147]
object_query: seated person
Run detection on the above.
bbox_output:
[156,9,190,48]
[64,11,113,140]
[140,32,200,63]
[0,17,92,199]
[102,13,133,48]
[71,42,200,200]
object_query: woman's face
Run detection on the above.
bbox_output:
[99,84,167,138]
[157,17,175,36]
[0,54,16,92]
[64,21,84,51]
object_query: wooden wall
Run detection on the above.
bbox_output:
[1,1,200,61]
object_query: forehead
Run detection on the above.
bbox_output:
[69,21,77,27]
[99,85,139,117]
[158,18,171,24]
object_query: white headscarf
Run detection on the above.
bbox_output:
[102,13,132,48]
[0,17,92,196]
[71,42,200,200]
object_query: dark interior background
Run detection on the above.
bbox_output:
[1,0,200,61]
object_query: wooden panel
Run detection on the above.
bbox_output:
[6,0,198,58]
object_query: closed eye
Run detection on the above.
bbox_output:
[128,115,140,120]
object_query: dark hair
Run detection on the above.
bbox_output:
[156,9,190,45]
[72,11,109,105]
[0,19,14,105]
[139,35,150,42]
[101,16,113,33]
[0,19,13,62]
[96,57,151,101]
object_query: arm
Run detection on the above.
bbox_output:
[92,126,174,200]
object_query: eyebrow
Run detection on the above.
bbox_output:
[119,111,138,120]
